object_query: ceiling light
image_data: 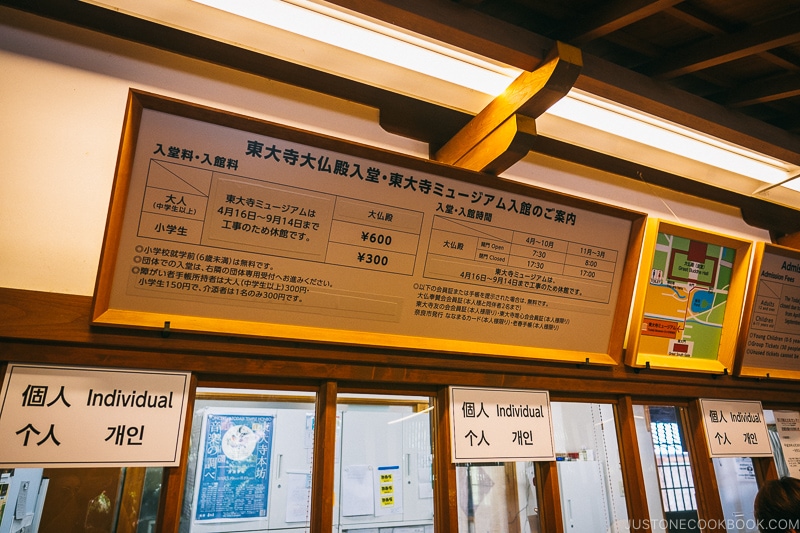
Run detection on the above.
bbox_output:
[546,90,797,184]
[98,0,800,198]
[192,0,521,96]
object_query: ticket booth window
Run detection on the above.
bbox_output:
[713,457,758,533]
[0,466,162,533]
[634,405,699,533]
[335,394,435,533]
[456,462,538,533]
[455,401,627,533]
[180,388,318,533]
[552,402,628,533]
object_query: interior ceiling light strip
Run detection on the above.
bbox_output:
[547,91,795,184]
[192,0,521,95]
[192,0,797,187]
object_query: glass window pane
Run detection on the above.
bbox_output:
[765,409,798,478]
[0,466,161,533]
[552,402,628,533]
[456,462,539,533]
[335,394,434,533]
[713,457,758,533]
[634,404,699,532]
[180,388,317,533]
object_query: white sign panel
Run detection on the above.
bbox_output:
[93,92,644,366]
[449,387,555,463]
[0,364,191,467]
[774,410,800,477]
[699,399,772,458]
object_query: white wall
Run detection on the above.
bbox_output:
[0,6,770,297]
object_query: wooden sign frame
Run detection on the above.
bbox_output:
[625,219,752,374]
[92,89,646,365]
[735,242,800,380]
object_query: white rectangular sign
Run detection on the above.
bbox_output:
[699,399,772,458]
[0,364,191,467]
[449,387,555,462]
[774,410,800,477]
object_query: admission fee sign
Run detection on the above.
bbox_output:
[0,364,191,467]
[92,91,645,366]
[449,387,555,462]
[698,399,772,458]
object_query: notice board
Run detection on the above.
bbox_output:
[92,90,645,364]
[736,242,800,380]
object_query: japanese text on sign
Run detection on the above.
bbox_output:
[95,97,641,364]
[699,399,772,458]
[0,364,191,467]
[449,387,555,462]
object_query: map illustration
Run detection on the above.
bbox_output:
[638,232,735,359]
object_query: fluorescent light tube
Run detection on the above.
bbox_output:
[546,91,794,184]
[192,0,520,95]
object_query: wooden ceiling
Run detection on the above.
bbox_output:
[461,0,800,137]
[319,0,800,157]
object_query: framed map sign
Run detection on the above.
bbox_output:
[735,242,800,380]
[92,90,646,364]
[625,219,752,373]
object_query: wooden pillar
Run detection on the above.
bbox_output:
[616,396,652,532]
[310,380,338,533]
[534,461,564,533]
[433,386,458,533]
[157,373,197,533]
[685,400,725,533]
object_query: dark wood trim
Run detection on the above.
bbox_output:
[616,396,652,533]
[685,401,725,531]
[310,381,337,533]
[433,387,457,533]
[3,288,800,402]
[752,456,779,487]
[156,373,197,533]
[534,461,564,533]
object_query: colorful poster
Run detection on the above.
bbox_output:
[194,411,274,521]
[639,233,735,359]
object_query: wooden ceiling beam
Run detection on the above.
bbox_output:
[645,10,800,79]
[434,42,582,173]
[665,6,800,72]
[6,0,800,234]
[727,72,800,107]
[561,0,685,46]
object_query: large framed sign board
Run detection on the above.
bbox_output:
[625,219,752,374]
[92,90,645,364]
[735,242,800,380]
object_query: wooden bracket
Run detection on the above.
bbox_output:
[435,41,582,174]
[776,230,800,249]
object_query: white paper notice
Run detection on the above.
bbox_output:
[341,465,374,516]
[285,473,311,523]
[774,410,800,478]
